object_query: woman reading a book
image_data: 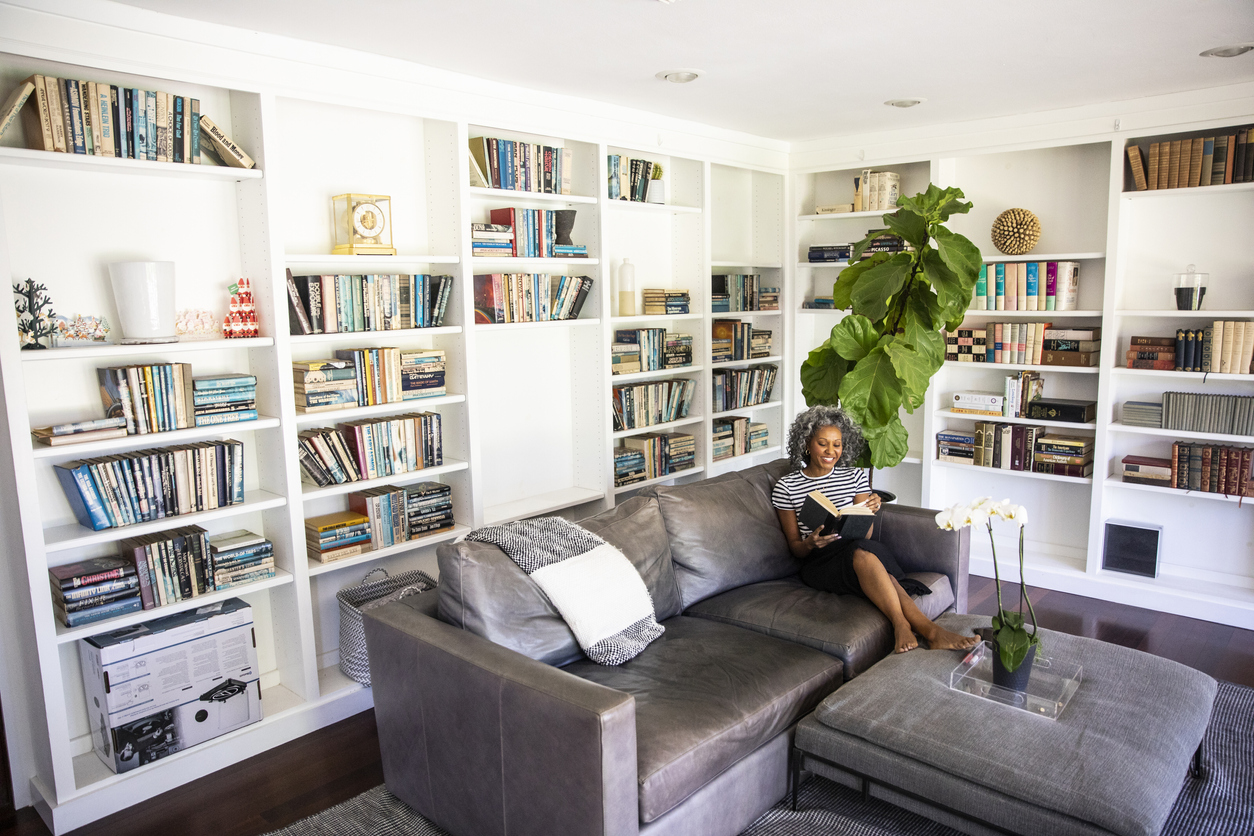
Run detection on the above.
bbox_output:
[772,406,978,654]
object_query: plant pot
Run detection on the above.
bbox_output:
[553,210,577,246]
[872,489,897,505]
[646,179,666,204]
[991,641,1037,693]
[108,261,177,343]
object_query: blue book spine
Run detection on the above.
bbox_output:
[172,96,184,163]
[194,409,258,428]
[59,596,142,628]
[144,91,157,160]
[193,375,257,391]
[59,577,139,602]
[193,387,256,406]
[190,98,200,163]
[63,79,86,154]
[132,88,145,158]
[54,463,111,531]
[974,264,987,310]
[1025,262,1039,308]
[163,365,177,430]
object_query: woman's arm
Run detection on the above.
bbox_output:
[777,507,840,559]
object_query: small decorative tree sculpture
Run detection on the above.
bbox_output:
[13,279,58,350]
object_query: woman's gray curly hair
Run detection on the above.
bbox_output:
[786,405,864,470]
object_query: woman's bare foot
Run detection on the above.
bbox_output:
[920,624,979,650]
[893,623,918,653]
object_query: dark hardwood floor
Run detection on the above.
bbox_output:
[2,578,1250,836]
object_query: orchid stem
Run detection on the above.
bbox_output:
[988,522,1004,617]
[1019,526,1039,638]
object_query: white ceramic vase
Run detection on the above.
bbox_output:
[109,261,177,341]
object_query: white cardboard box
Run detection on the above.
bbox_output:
[79,598,262,773]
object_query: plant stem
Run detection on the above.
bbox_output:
[1019,526,1040,638]
[988,522,1004,616]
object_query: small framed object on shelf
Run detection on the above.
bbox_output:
[332,194,395,255]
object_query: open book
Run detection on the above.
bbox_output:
[799,491,875,540]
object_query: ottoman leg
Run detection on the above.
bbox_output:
[1189,743,1206,780]
[790,747,801,811]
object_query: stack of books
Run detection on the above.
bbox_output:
[805,297,835,309]
[944,423,1090,475]
[855,172,901,212]
[286,273,453,334]
[469,137,572,194]
[117,525,214,611]
[972,262,1080,311]
[306,511,371,564]
[607,155,661,202]
[207,530,276,590]
[471,223,514,258]
[711,418,768,460]
[949,324,1099,367]
[1160,392,1254,435]
[949,391,1004,416]
[712,365,777,412]
[472,274,593,323]
[712,320,767,362]
[664,334,693,368]
[611,379,696,431]
[936,429,976,464]
[944,328,987,362]
[50,556,142,628]
[97,363,195,434]
[808,245,851,263]
[332,348,447,405]
[1120,455,1172,488]
[349,486,409,550]
[32,416,127,447]
[405,482,455,539]
[1122,401,1164,428]
[620,432,696,478]
[613,329,667,373]
[1125,130,1253,192]
[1022,398,1097,423]
[611,342,640,375]
[614,447,647,487]
[711,275,778,312]
[293,359,358,413]
[296,411,443,486]
[751,329,773,358]
[1170,443,1252,494]
[193,374,257,427]
[1126,336,1176,371]
[1033,435,1094,477]
[642,289,690,315]
[487,208,586,258]
[54,440,244,531]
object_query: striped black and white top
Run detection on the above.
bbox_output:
[770,466,870,537]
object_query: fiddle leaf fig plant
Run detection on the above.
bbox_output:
[801,185,983,468]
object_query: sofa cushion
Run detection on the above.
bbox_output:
[565,615,842,823]
[686,572,954,680]
[653,477,800,610]
[734,459,793,508]
[579,495,683,621]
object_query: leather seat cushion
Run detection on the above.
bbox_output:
[686,573,955,680]
[565,615,842,823]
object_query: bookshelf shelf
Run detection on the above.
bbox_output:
[797,261,846,268]
[709,311,782,320]
[284,254,460,268]
[43,490,288,553]
[474,318,600,332]
[611,364,702,383]
[300,459,469,501]
[612,416,704,439]
[943,360,1100,374]
[1103,478,1251,503]
[483,486,606,526]
[611,313,704,323]
[1121,181,1254,200]
[288,326,463,346]
[306,524,471,576]
[981,252,1105,263]
[19,338,274,362]
[468,186,597,205]
[613,466,704,495]
[470,256,600,268]
[797,307,844,315]
[31,417,282,459]
[797,210,888,221]
[960,310,1103,318]
[604,200,701,215]
[293,394,466,427]
[712,400,783,418]
[931,460,1093,485]
[1111,367,1254,382]
[1115,310,1254,318]
[711,261,782,269]
[0,146,264,181]
[1107,422,1254,444]
[710,445,784,466]
[316,663,360,701]
[934,409,1096,430]
[53,569,294,644]
[711,355,782,369]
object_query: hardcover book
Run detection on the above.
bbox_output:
[798,492,875,540]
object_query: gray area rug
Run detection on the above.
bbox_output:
[265,680,1253,836]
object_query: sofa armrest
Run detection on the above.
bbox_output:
[877,504,970,613]
[364,597,639,836]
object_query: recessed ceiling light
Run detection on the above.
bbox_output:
[884,98,925,108]
[1200,44,1253,58]
[656,69,702,84]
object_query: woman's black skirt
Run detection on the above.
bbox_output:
[799,537,931,598]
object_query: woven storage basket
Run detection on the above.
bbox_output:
[337,567,436,686]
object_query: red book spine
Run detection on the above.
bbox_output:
[488,208,518,256]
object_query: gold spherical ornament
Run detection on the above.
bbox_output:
[990,208,1041,256]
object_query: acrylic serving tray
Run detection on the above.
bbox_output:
[948,641,1083,719]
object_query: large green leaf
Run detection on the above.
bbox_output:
[884,336,937,411]
[838,347,903,427]
[829,315,880,362]
[831,253,890,309]
[863,416,910,469]
[883,208,928,249]
[900,315,947,381]
[897,184,972,224]
[903,282,944,332]
[800,342,847,406]
[921,250,970,330]
[994,622,1032,672]
[850,253,913,322]
[933,227,983,284]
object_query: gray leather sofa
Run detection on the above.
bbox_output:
[363,460,970,836]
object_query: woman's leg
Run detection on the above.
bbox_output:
[851,549,918,652]
[887,576,978,650]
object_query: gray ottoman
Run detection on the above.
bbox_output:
[792,613,1217,836]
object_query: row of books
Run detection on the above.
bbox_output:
[1121,444,1253,495]
[469,136,573,194]
[711,274,780,312]
[471,222,512,257]
[712,320,772,363]
[712,364,778,413]
[713,417,769,460]
[472,273,592,323]
[972,262,1081,312]
[607,155,659,202]
[1130,323,1254,374]
[855,170,900,212]
[486,208,586,258]
[611,378,697,431]
[938,426,1094,478]
[293,351,444,414]
[55,440,245,532]
[286,273,453,335]
[806,233,909,263]
[296,412,443,486]
[946,325,1100,367]
[642,289,690,315]
[614,433,695,486]
[611,329,693,375]
[950,391,1097,424]
[1123,393,1254,437]
[305,482,454,563]
[1125,129,1253,192]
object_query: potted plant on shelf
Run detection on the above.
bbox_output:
[936,497,1041,691]
[800,185,983,470]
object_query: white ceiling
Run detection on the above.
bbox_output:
[111,0,1254,143]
